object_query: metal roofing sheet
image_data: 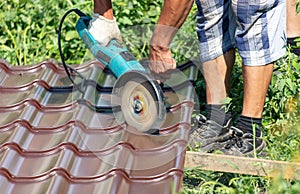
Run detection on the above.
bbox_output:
[0,59,197,194]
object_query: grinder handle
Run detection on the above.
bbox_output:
[75,15,147,78]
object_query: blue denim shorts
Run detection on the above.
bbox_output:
[195,0,286,66]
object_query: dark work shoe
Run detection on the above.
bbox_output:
[220,126,266,157]
[189,114,232,152]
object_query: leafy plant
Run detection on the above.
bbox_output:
[0,0,94,65]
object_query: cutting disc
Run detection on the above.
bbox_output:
[112,71,166,133]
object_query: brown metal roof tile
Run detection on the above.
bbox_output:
[0,169,184,194]
[0,59,198,193]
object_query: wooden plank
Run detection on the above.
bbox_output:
[184,151,300,180]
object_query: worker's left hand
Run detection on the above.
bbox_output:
[149,45,176,83]
[88,14,122,46]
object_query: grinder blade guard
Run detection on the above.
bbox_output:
[71,9,166,132]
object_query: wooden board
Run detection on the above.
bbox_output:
[184,151,300,180]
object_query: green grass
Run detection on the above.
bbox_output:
[1,0,300,193]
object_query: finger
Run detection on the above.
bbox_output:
[150,60,164,74]
[151,71,164,83]
[151,71,172,84]
[164,58,176,70]
[158,71,172,81]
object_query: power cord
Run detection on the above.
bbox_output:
[58,8,87,93]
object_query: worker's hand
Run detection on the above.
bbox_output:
[88,14,122,46]
[149,45,176,83]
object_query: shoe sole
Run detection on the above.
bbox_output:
[219,140,267,157]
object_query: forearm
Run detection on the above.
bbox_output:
[94,0,114,20]
[151,0,194,48]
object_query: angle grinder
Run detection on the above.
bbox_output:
[62,9,166,132]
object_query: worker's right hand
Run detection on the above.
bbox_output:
[149,45,176,83]
[88,14,122,46]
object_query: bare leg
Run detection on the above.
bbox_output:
[286,0,300,38]
[94,0,114,20]
[241,63,274,118]
[201,49,235,104]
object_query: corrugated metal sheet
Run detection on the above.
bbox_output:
[0,59,197,194]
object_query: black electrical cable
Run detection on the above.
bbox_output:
[58,8,87,92]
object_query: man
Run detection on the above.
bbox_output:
[89,0,286,156]
[187,0,286,156]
